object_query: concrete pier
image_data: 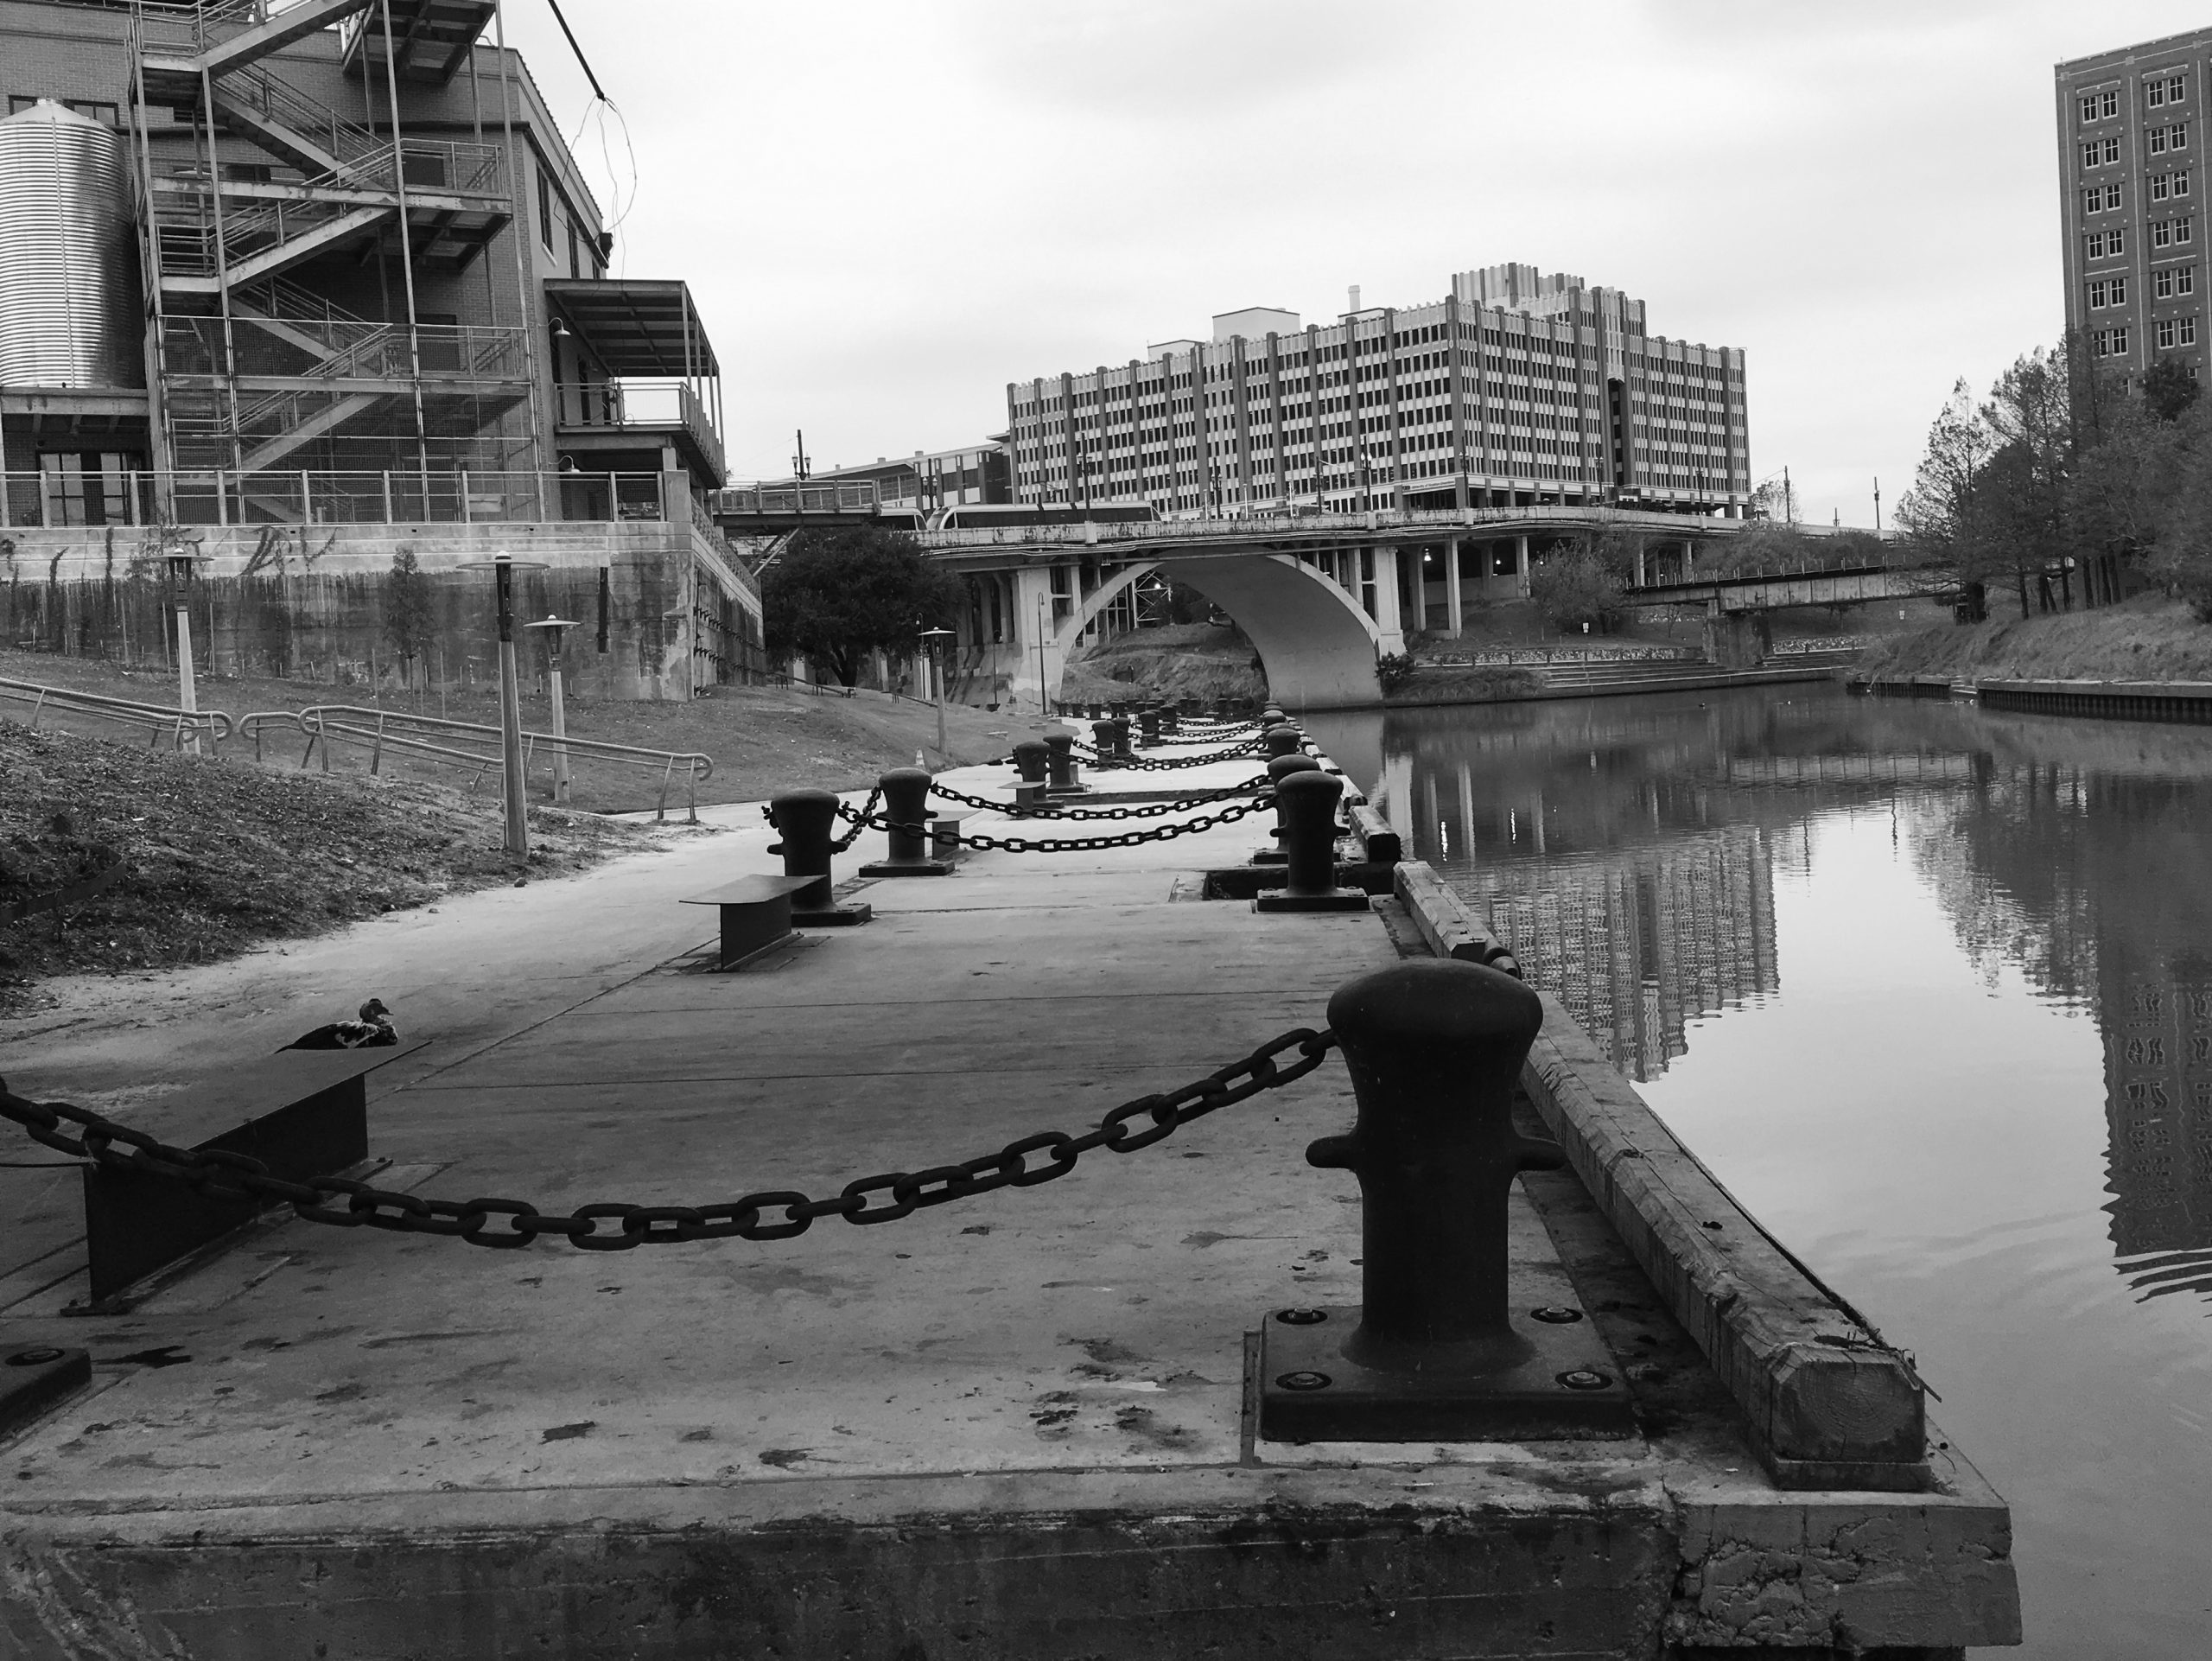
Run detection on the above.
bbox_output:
[0,735,2018,1658]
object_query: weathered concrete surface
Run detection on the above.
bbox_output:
[0,734,2018,1657]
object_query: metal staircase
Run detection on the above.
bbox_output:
[130,0,522,484]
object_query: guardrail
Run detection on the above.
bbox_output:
[0,468,671,530]
[0,676,231,751]
[237,705,713,820]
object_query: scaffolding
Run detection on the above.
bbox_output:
[126,0,534,497]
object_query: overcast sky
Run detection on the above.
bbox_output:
[502,1,2212,527]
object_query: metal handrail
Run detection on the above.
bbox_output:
[0,676,232,750]
[238,705,714,821]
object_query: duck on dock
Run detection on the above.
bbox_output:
[282,998,397,1052]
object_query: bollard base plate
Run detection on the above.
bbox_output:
[1256,1301,1637,1442]
[791,902,872,927]
[1254,889,1372,913]
[1,1341,92,1438]
[856,858,954,878]
[1249,850,1290,866]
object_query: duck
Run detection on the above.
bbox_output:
[283,998,397,1052]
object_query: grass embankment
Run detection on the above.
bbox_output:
[0,648,1052,812]
[1062,621,1267,705]
[1857,595,2212,685]
[0,722,641,1009]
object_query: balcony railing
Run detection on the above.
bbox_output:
[0,469,675,530]
[711,481,882,515]
[553,379,723,478]
[162,317,529,383]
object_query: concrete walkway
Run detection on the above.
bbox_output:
[0,735,2016,1658]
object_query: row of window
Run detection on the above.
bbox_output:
[2158,316,2200,348]
[2150,123,2192,155]
[2094,328,2132,356]
[2097,266,2206,305]
[2080,76,2190,125]
[2088,277,2129,308]
[2152,216,2195,248]
[2152,170,2194,200]
[2088,227,2128,258]
[2085,181,2124,213]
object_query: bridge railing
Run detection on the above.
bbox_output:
[915,503,1760,550]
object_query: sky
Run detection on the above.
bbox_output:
[498,0,2212,529]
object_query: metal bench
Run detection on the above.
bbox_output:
[79,1043,423,1309]
[681,875,821,969]
[926,810,973,863]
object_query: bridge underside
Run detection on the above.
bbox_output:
[1152,556,1387,710]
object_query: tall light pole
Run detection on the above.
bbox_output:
[521,612,581,804]
[163,540,211,752]
[461,552,548,856]
[921,624,953,760]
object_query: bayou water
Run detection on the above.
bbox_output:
[1309,684,2212,1660]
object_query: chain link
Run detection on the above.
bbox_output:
[762,786,882,851]
[841,792,1271,852]
[0,1028,1338,1251]
[928,778,1269,821]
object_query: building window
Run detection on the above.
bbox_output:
[2183,217,2196,243]
[2171,75,2190,104]
[2107,90,2121,118]
[2083,94,2101,122]
[2183,317,2199,345]
[2115,327,2131,354]
[2151,79,2168,108]
[2160,318,2177,349]
[537,171,554,250]
[2182,123,2194,149]
[2089,280,2107,308]
[2182,267,2196,296]
[2088,230,2107,258]
[2157,267,2174,297]
[2114,275,2129,303]
[2107,136,2123,163]
[2152,127,2171,155]
[2083,141,2101,169]
[2113,227,2128,255]
[2108,181,2126,208]
[2154,173,2171,200]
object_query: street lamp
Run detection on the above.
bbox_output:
[920,624,954,760]
[460,552,550,857]
[160,538,213,751]
[521,612,581,804]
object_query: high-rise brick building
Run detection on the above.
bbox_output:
[2057,30,2209,378]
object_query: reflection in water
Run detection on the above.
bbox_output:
[1357,689,2212,1306]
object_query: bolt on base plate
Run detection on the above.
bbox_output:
[1258,1297,1637,1443]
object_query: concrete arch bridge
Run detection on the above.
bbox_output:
[914,505,1760,711]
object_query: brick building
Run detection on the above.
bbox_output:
[1004,264,1751,520]
[2057,29,2209,377]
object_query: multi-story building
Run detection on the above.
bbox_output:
[0,0,756,699]
[2058,31,2209,377]
[1004,264,1750,519]
[0,0,726,523]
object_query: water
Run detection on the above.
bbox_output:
[1306,684,2212,1659]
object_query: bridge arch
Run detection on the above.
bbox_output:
[1054,553,1389,709]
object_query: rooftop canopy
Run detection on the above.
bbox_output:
[544,279,720,379]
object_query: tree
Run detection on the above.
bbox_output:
[762,525,964,688]
[1897,379,1995,619]
[382,548,433,684]
[2143,356,2202,423]
[1529,545,1622,633]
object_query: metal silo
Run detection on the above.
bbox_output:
[0,99,143,389]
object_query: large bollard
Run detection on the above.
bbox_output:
[1259,959,1633,1441]
[1260,704,1286,727]
[1261,723,1304,759]
[1090,718,1122,769]
[1010,739,1050,785]
[1110,718,1135,762]
[1136,707,1162,748]
[857,767,952,877]
[769,789,872,926]
[1253,771,1366,909]
[1043,731,1084,794]
[1157,703,1180,735]
[1249,753,1321,866]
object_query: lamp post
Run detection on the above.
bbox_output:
[461,553,550,856]
[521,612,581,804]
[920,625,953,759]
[163,539,212,752]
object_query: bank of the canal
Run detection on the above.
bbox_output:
[1310,683,2212,1661]
[0,725,2014,1658]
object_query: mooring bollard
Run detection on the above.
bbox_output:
[1254,772,1367,911]
[1136,707,1162,748]
[1251,753,1321,866]
[1260,704,1286,726]
[1043,731,1084,794]
[768,788,872,926]
[1090,718,1122,768]
[1262,723,1304,759]
[1111,718,1135,762]
[1010,739,1050,785]
[857,767,952,877]
[1259,958,1633,1440]
[1158,704,1180,735]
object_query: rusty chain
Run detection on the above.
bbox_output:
[0,1027,1338,1249]
[838,793,1271,852]
[928,778,1269,821]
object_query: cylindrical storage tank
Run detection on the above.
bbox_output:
[0,99,143,389]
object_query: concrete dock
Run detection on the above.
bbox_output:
[0,735,2018,1658]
